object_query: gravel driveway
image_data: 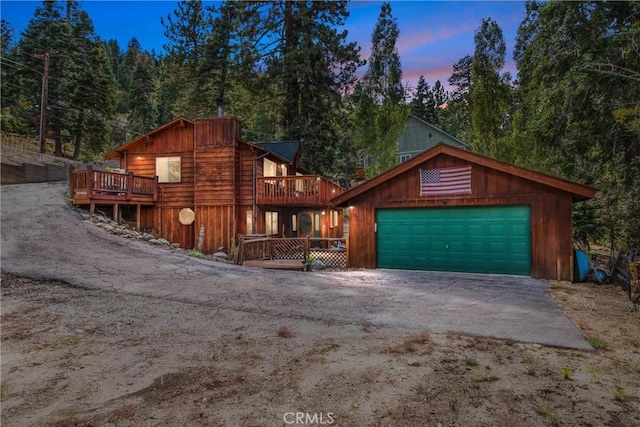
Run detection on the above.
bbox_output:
[0,181,591,349]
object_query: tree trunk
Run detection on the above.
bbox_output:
[73,110,84,160]
[282,1,298,133]
[54,124,63,157]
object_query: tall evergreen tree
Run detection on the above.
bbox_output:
[470,18,512,158]
[160,0,213,117]
[410,76,436,123]
[16,1,79,155]
[277,1,362,175]
[357,2,408,176]
[12,1,120,157]
[0,19,25,133]
[432,80,448,110]
[514,0,640,249]
[128,53,158,134]
[64,1,118,159]
[441,54,473,140]
[448,54,473,100]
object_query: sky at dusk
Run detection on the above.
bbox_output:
[1,0,526,91]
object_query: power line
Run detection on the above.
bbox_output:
[0,55,42,75]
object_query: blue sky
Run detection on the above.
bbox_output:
[1,0,526,91]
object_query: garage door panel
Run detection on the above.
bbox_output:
[377,206,531,275]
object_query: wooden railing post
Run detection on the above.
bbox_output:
[304,235,310,260]
[346,237,349,268]
[152,176,159,201]
[237,234,244,264]
[126,171,134,200]
[86,166,94,198]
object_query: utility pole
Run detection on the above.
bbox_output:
[39,52,50,154]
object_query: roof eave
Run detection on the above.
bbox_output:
[331,143,597,206]
[103,117,193,159]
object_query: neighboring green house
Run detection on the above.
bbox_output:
[397,115,470,163]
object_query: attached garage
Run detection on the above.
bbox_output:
[331,144,596,280]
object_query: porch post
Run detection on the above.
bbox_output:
[126,171,134,200]
[86,166,94,199]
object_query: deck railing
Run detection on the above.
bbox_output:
[237,235,347,268]
[69,166,158,204]
[256,175,344,207]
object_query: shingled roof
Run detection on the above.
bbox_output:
[255,141,300,164]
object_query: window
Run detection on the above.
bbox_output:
[330,210,339,228]
[280,164,287,176]
[314,213,320,232]
[246,210,253,235]
[266,211,278,235]
[291,214,297,232]
[399,154,412,163]
[156,157,181,183]
[264,158,277,177]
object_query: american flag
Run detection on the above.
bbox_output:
[420,165,472,196]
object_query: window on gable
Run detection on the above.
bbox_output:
[399,154,412,163]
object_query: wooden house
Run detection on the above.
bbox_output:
[331,143,596,281]
[69,117,344,253]
[397,115,470,163]
[356,114,470,182]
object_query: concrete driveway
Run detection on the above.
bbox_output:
[1,182,591,350]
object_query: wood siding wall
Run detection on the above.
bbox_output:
[346,155,575,280]
[119,122,196,249]
[115,117,342,252]
[194,118,241,147]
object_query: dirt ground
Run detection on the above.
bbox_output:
[1,270,639,427]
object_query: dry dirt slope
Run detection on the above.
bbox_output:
[1,271,639,427]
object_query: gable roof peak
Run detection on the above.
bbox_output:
[331,143,596,206]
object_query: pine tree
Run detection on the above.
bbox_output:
[410,76,436,123]
[357,2,408,176]
[128,53,158,135]
[514,0,640,248]
[441,54,473,141]
[160,0,213,117]
[64,1,118,160]
[0,19,25,133]
[278,1,362,175]
[16,1,79,155]
[470,18,512,158]
[432,80,448,110]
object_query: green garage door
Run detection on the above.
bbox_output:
[376,206,531,275]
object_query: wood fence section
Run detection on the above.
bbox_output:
[238,235,347,268]
[1,162,69,184]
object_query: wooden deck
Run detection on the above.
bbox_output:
[256,175,344,207]
[242,259,305,271]
[69,166,158,206]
